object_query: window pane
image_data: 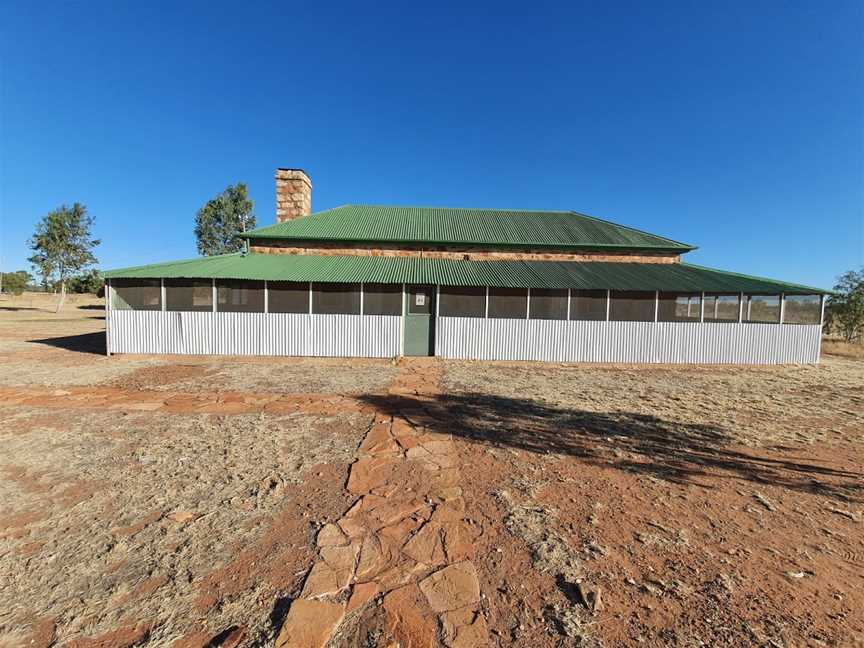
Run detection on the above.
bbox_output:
[571,289,607,321]
[658,292,701,322]
[112,279,161,311]
[365,284,402,316]
[609,290,655,322]
[488,287,527,319]
[312,282,360,315]
[744,295,780,323]
[165,279,212,312]
[529,288,568,320]
[704,294,740,322]
[439,286,485,318]
[269,281,309,314]
[783,295,821,324]
[217,280,264,313]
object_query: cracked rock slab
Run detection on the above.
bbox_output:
[418,562,481,613]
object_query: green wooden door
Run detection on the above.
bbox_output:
[403,284,436,356]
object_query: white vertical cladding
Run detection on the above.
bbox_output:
[267,314,309,356]
[108,311,400,358]
[108,311,820,363]
[105,279,112,355]
[213,313,263,355]
[435,317,821,364]
[310,313,391,357]
[109,311,162,354]
[309,314,400,357]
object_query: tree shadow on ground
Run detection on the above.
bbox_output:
[29,331,106,355]
[360,392,862,504]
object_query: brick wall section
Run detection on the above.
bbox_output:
[249,240,680,263]
[275,169,312,222]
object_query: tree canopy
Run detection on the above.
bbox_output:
[826,268,864,344]
[68,269,104,294]
[28,203,100,311]
[194,183,256,256]
[0,270,33,295]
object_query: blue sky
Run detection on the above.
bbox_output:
[1,1,861,289]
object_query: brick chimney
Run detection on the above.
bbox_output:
[275,168,312,222]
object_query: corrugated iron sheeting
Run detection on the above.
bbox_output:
[108,311,401,358]
[242,205,694,251]
[435,318,821,364]
[104,254,827,294]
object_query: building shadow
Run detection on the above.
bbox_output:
[29,331,106,355]
[359,392,862,504]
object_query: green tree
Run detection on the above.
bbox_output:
[194,183,256,256]
[28,203,100,312]
[0,270,32,295]
[825,268,864,343]
[68,268,103,294]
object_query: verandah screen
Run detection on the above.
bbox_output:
[216,280,265,313]
[529,288,568,320]
[783,295,821,324]
[312,283,361,315]
[112,279,161,310]
[609,291,655,322]
[657,292,701,322]
[439,286,485,317]
[704,294,740,322]
[165,279,213,312]
[364,284,402,316]
[571,289,607,321]
[488,288,527,319]
[268,281,309,313]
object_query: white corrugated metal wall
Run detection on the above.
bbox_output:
[107,311,820,363]
[434,318,821,364]
[108,311,402,358]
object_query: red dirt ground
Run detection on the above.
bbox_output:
[0,294,862,647]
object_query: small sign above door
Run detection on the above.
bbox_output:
[415,293,426,306]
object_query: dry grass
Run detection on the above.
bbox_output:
[822,338,864,360]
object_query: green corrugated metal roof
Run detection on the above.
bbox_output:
[104,253,827,294]
[240,205,696,252]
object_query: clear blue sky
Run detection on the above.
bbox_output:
[1,1,861,289]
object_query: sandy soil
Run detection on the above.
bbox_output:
[0,292,862,647]
[436,360,864,646]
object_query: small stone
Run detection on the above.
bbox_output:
[166,511,198,524]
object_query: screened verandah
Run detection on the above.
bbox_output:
[105,275,825,363]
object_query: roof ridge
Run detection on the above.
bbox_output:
[567,209,695,250]
[241,204,696,251]
[341,203,575,214]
